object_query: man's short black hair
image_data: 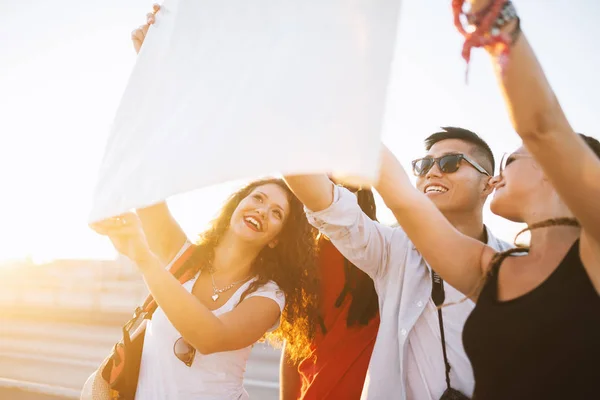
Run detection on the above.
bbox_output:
[580,134,600,159]
[424,127,495,175]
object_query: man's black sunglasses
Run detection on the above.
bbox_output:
[411,154,491,177]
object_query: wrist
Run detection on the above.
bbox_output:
[468,0,493,14]
[134,253,162,272]
[454,0,520,79]
[468,1,518,34]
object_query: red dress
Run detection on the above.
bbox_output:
[297,239,380,400]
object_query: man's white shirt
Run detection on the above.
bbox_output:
[305,186,513,400]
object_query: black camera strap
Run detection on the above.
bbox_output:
[431,269,452,391]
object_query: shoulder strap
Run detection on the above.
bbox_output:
[489,247,527,275]
[139,244,197,319]
[476,247,528,303]
[431,270,452,390]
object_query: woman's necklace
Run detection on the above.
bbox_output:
[209,269,249,301]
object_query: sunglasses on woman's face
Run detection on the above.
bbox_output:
[499,152,532,177]
[411,153,491,177]
[174,337,196,367]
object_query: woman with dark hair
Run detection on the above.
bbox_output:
[92,177,320,399]
[365,1,600,399]
[280,183,380,400]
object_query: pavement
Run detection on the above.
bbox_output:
[0,297,282,400]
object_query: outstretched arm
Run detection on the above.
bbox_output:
[284,174,396,281]
[283,175,335,212]
[469,0,600,287]
[374,146,497,298]
[91,214,282,355]
[138,256,282,354]
[130,4,188,265]
[136,202,188,265]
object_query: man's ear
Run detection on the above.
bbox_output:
[483,175,498,197]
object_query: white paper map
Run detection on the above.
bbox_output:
[89,0,402,223]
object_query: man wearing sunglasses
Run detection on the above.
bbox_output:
[284,127,512,400]
[412,128,497,238]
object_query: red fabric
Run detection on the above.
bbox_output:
[297,239,380,400]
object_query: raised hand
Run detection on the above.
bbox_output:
[91,212,154,265]
[131,3,160,54]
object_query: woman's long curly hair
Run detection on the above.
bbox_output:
[179,178,320,362]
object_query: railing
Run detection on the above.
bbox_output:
[0,260,281,399]
[0,258,147,321]
[0,378,80,399]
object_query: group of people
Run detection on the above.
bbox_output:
[91,0,600,399]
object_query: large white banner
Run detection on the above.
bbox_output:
[89,0,402,223]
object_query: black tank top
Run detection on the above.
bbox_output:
[463,239,600,400]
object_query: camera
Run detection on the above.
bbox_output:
[439,388,471,400]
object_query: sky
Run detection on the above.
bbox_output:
[0,0,599,263]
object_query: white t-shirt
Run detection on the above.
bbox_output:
[135,245,286,400]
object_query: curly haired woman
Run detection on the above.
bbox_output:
[92,178,320,400]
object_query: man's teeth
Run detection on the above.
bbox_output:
[426,185,448,193]
[245,216,262,230]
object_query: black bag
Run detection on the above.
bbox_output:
[96,245,196,399]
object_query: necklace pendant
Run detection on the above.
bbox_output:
[211,294,219,301]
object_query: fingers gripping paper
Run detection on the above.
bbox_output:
[89,0,402,223]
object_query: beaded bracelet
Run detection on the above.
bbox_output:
[467,0,518,35]
[452,0,520,82]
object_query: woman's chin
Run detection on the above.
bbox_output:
[490,201,523,223]
[491,195,510,220]
[229,224,262,243]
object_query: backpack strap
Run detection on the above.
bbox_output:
[135,244,197,320]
